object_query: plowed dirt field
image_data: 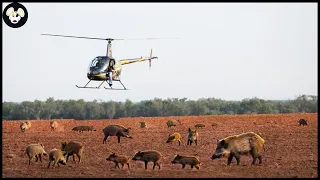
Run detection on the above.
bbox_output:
[2,113,318,178]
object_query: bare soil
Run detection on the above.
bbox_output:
[2,113,318,178]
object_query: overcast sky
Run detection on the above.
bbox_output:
[2,3,318,102]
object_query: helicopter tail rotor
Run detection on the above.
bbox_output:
[149,48,158,69]
[149,49,152,69]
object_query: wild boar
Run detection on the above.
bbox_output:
[171,155,201,169]
[72,126,96,132]
[61,141,84,163]
[166,120,182,128]
[132,150,162,170]
[211,122,218,128]
[187,128,199,146]
[211,132,265,166]
[166,132,182,146]
[25,121,31,128]
[25,143,48,165]
[194,124,205,129]
[47,148,67,168]
[50,120,58,131]
[106,153,130,169]
[298,119,308,126]
[20,122,29,132]
[103,125,132,144]
[140,122,147,128]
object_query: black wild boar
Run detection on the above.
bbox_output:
[298,119,308,126]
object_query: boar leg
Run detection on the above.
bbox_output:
[103,135,109,144]
[127,163,130,169]
[258,155,262,164]
[157,162,161,170]
[35,155,38,162]
[117,136,121,143]
[39,154,42,163]
[29,158,31,165]
[178,140,181,146]
[153,162,156,170]
[144,161,148,169]
[235,156,240,165]
[182,164,186,169]
[121,163,124,168]
[77,154,81,163]
[191,165,194,169]
[66,154,70,162]
[227,155,234,165]
[195,140,198,146]
[52,160,57,169]
[195,165,200,169]
[47,161,51,168]
[250,149,259,164]
[115,163,120,169]
[72,154,77,163]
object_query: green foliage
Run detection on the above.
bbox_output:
[2,95,317,120]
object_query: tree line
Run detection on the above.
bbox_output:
[2,95,317,120]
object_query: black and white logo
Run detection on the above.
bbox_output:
[2,2,28,28]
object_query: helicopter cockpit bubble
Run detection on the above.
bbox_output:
[87,56,109,75]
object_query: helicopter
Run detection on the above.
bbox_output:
[41,33,173,90]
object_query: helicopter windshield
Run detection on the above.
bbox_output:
[87,56,109,74]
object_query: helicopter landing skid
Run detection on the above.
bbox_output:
[75,80,106,89]
[75,79,128,90]
[104,79,128,90]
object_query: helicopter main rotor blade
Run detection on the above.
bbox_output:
[119,37,179,40]
[40,34,125,41]
[41,34,178,41]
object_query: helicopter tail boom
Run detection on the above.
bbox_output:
[120,49,158,67]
